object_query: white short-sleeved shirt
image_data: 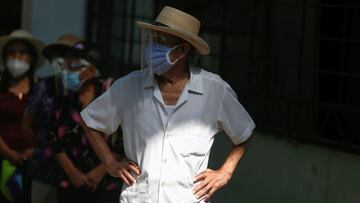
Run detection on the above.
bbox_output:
[81,67,255,203]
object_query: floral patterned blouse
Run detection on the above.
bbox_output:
[26,77,58,184]
[49,78,123,191]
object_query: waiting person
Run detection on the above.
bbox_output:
[22,34,84,203]
[45,38,122,203]
[80,6,255,203]
[0,29,45,203]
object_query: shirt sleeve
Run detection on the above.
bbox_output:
[80,79,123,136]
[217,86,255,145]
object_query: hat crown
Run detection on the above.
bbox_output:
[56,34,82,46]
[0,29,46,68]
[9,30,35,40]
[155,6,200,36]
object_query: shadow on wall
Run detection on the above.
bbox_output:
[209,132,360,203]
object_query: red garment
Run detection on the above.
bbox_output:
[0,92,33,151]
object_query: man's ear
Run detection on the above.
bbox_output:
[179,43,191,58]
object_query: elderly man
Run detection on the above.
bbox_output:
[80,6,255,203]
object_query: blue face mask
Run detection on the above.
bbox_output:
[145,42,180,75]
[61,71,82,92]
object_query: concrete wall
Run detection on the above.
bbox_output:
[22,0,87,77]
[24,0,86,44]
[209,132,360,203]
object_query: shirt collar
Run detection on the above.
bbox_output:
[143,68,156,88]
[187,67,203,94]
[142,67,203,95]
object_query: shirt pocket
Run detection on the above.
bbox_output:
[170,128,211,157]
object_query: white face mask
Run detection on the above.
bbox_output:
[6,59,30,78]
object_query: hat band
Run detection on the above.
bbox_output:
[152,21,169,27]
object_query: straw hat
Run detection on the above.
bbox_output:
[0,29,46,68]
[42,34,82,60]
[43,34,101,66]
[137,6,210,55]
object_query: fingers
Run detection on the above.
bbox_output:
[72,179,84,188]
[193,169,225,201]
[127,163,141,176]
[193,179,208,193]
[205,187,216,201]
[71,173,91,189]
[122,168,137,185]
[85,174,98,191]
[193,169,212,192]
[128,159,139,167]
[194,169,209,182]
[88,180,98,192]
[195,183,213,200]
[106,159,141,186]
[119,173,130,185]
[117,159,141,185]
[83,176,92,188]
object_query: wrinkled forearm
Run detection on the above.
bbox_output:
[56,152,77,175]
[92,163,107,177]
[219,141,247,177]
[80,118,117,167]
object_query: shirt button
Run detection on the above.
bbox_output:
[163,158,167,163]
[161,182,165,186]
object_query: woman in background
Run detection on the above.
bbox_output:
[22,34,83,203]
[0,29,45,203]
[44,39,123,203]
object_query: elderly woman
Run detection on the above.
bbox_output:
[21,34,83,203]
[43,39,123,203]
[0,30,45,203]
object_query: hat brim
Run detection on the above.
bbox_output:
[137,21,210,55]
[0,36,46,69]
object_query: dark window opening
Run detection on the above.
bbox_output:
[87,0,360,152]
[0,0,23,35]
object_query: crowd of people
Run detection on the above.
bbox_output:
[0,6,255,203]
[0,30,123,203]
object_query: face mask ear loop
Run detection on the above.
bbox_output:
[166,44,183,65]
[78,66,89,82]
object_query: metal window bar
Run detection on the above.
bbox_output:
[86,0,360,152]
[246,0,360,151]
